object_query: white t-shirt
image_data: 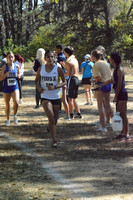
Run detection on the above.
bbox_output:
[93,60,111,82]
[14,61,24,76]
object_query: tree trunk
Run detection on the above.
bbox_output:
[10,0,15,41]
[17,0,23,44]
[2,0,10,46]
[103,0,112,44]
[26,0,33,44]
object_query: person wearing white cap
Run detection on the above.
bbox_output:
[81,54,94,105]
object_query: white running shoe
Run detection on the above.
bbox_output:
[97,125,107,132]
[64,115,71,120]
[14,115,18,124]
[106,122,112,128]
[90,100,93,105]
[6,119,10,126]
[19,99,23,104]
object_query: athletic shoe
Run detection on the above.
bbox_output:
[90,100,93,105]
[70,116,74,120]
[6,119,10,126]
[19,99,23,104]
[94,121,101,128]
[34,105,39,109]
[64,116,70,120]
[126,136,131,142]
[14,115,18,124]
[97,125,107,132]
[113,134,126,142]
[70,114,74,120]
[84,102,90,105]
[52,141,57,148]
[74,114,82,119]
[106,122,112,128]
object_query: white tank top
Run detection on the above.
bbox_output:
[40,64,62,99]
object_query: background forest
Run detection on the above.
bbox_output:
[0,0,133,62]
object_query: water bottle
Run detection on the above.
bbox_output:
[112,112,123,132]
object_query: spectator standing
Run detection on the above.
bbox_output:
[91,50,113,132]
[56,44,69,119]
[33,48,45,109]
[98,52,131,142]
[61,46,82,119]
[81,54,94,105]
[95,45,112,125]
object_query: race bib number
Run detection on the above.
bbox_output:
[46,83,53,88]
[7,78,16,86]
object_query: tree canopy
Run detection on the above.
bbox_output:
[0,0,133,61]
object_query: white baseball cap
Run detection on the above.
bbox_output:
[84,54,90,60]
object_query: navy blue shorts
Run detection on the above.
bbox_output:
[117,91,128,101]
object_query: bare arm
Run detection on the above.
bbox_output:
[47,67,66,90]
[93,77,113,91]
[0,65,11,81]
[65,62,72,77]
[57,67,66,88]
[113,67,123,102]
[16,64,21,78]
[95,76,102,84]
[35,67,44,93]
[81,67,84,75]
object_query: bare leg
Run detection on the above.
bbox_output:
[104,92,114,122]
[117,101,129,136]
[96,90,106,127]
[62,87,69,116]
[3,93,12,120]
[12,90,19,116]
[42,100,60,143]
[68,97,74,114]
[73,99,80,114]
[83,85,89,103]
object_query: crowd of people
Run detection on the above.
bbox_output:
[0,45,131,147]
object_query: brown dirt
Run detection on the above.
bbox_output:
[0,64,133,200]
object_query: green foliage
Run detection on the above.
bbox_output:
[27,24,75,60]
[110,12,133,60]
[53,0,60,3]
[1,0,133,61]
[3,38,28,59]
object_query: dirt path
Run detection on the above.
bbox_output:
[0,66,133,200]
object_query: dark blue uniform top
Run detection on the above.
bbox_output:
[57,52,66,63]
[4,64,19,93]
[113,67,128,101]
[57,52,67,73]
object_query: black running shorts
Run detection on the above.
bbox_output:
[67,76,79,99]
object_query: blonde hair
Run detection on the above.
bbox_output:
[36,48,45,65]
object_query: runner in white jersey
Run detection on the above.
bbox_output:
[35,50,66,147]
